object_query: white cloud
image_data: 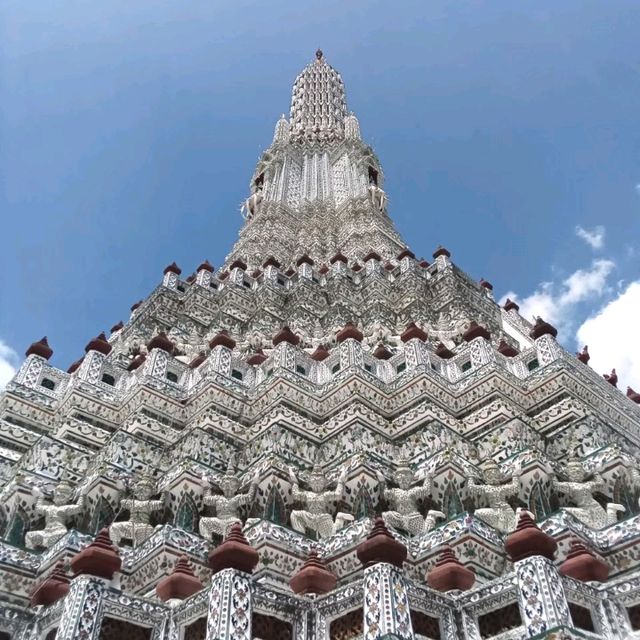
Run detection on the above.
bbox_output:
[500,259,615,337]
[576,281,640,391]
[575,225,605,250]
[0,341,19,390]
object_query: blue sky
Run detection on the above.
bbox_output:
[1,0,639,388]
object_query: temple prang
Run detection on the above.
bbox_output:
[0,50,639,640]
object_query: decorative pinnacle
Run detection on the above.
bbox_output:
[316,49,323,60]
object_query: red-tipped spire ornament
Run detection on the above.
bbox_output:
[576,345,590,364]
[432,245,451,259]
[356,517,407,568]
[30,561,70,607]
[147,331,174,353]
[71,528,122,579]
[373,344,393,360]
[209,330,236,350]
[163,261,182,275]
[26,337,53,360]
[336,322,363,343]
[272,326,300,346]
[208,523,259,574]
[503,298,519,312]
[627,387,640,404]
[426,545,475,592]
[497,340,519,358]
[401,322,428,342]
[560,539,609,583]
[289,550,337,595]
[85,332,112,355]
[311,344,331,361]
[156,555,203,601]
[505,510,557,562]
[529,317,558,340]
[603,369,618,387]
[462,321,491,342]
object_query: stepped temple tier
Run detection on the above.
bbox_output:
[1,51,640,640]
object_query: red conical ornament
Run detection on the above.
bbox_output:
[229,258,247,271]
[163,261,182,275]
[289,550,337,595]
[197,260,214,273]
[26,337,53,360]
[311,345,331,361]
[336,322,363,343]
[426,545,475,592]
[189,352,207,369]
[560,539,609,583]
[146,331,174,353]
[603,369,618,387]
[627,387,640,404]
[497,340,519,358]
[356,518,407,569]
[503,298,520,312]
[208,523,259,574]
[156,555,203,601]
[209,330,236,350]
[576,345,590,364]
[67,357,84,374]
[530,317,558,340]
[272,326,300,346]
[505,510,557,562]
[432,245,451,259]
[373,344,392,360]
[462,321,491,342]
[71,528,122,580]
[400,322,428,343]
[30,561,70,607]
[84,332,112,355]
[435,342,455,359]
[247,350,268,365]
[127,354,146,371]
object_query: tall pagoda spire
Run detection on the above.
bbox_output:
[227,51,405,269]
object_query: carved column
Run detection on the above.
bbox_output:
[206,568,253,640]
[206,523,259,640]
[357,518,414,640]
[514,556,571,637]
[363,562,414,640]
[54,575,107,640]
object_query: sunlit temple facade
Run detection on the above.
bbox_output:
[1,51,640,640]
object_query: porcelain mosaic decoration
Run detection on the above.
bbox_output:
[1,51,640,640]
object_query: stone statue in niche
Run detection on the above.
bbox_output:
[551,460,624,529]
[110,473,164,547]
[26,480,86,550]
[377,463,444,536]
[241,186,264,219]
[289,464,353,538]
[368,181,387,212]
[199,461,259,539]
[467,460,520,533]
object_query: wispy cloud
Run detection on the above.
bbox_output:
[575,225,605,250]
[0,340,19,390]
[500,259,615,339]
[576,281,640,390]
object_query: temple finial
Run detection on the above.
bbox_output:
[316,48,323,60]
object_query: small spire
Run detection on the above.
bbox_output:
[315,48,323,60]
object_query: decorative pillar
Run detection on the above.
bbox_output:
[54,575,107,640]
[271,327,300,371]
[77,333,112,384]
[432,245,451,271]
[207,331,236,377]
[144,333,175,380]
[14,337,53,388]
[330,252,348,276]
[336,323,364,370]
[356,518,414,640]
[162,262,182,289]
[296,255,314,280]
[529,318,562,366]
[262,257,282,284]
[196,260,214,287]
[462,322,495,368]
[206,523,259,640]
[514,555,571,637]
[363,251,382,276]
[228,258,247,286]
[401,323,431,370]
[397,249,416,274]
